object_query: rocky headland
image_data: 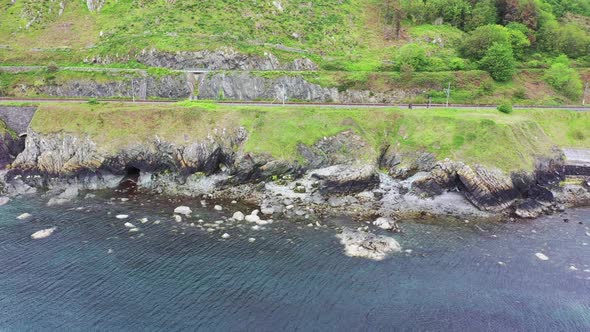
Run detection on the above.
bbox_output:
[1,103,588,228]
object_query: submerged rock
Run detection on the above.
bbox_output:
[535,253,549,261]
[31,227,56,239]
[336,228,401,261]
[17,213,32,220]
[47,187,79,206]
[0,196,10,206]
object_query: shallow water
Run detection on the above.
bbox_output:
[1,191,589,331]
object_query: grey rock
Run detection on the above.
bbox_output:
[336,227,401,261]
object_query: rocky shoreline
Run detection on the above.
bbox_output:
[1,125,589,226]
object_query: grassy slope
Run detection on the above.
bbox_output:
[24,102,590,172]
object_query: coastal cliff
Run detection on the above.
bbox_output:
[1,103,588,221]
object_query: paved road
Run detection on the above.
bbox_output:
[1,97,590,111]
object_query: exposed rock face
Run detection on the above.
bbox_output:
[299,130,374,168]
[199,73,336,101]
[412,160,519,211]
[13,127,248,176]
[311,165,379,195]
[379,146,437,179]
[24,74,190,100]
[0,106,37,134]
[133,48,318,71]
[86,0,105,12]
[198,72,424,104]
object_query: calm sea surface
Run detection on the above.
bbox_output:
[1,190,589,331]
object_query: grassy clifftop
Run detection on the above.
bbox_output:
[25,102,590,172]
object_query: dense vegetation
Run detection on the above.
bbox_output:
[0,0,589,102]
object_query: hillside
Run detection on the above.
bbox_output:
[1,0,590,104]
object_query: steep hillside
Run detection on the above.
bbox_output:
[1,0,590,104]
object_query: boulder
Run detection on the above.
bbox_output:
[0,196,9,206]
[336,228,401,261]
[31,227,56,239]
[174,206,192,215]
[514,199,545,219]
[232,211,245,221]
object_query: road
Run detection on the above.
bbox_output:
[1,97,590,111]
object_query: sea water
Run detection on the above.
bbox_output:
[0,190,589,331]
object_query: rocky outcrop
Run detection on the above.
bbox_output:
[298,130,374,168]
[198,72,424,103]
[198,73,337,101]
[13,127,247,176]
[413,160,519,211]
[3,122,587,220]
[86,48,318,71]
[311,165,379,195]
[86,0,105,12]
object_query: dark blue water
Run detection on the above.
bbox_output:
[1,191,590,331]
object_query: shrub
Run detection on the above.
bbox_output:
[394,43,429,71]
[497,101,513,114]
[544,56,583,100]
[449,57,465,70]
[87,98,99,105]
[479,43,516,81]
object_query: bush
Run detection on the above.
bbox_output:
[497,102,513,114]
[479,43,516,81]
[394,43,429,71]
[449,57,466,70]
[544,56,583,100]
[87,98,99,105]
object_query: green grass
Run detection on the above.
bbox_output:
[20,102,590,172]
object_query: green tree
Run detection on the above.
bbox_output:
[507,27,531,59]
[479,42,516,81]
[461,25,510,60]
[544,55,583,100]
[430,0,472,28]
[465,0,498,31]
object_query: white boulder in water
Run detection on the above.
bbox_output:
[124,222,136,228]
[336,228,401,261]
[245,211,261,223]
[174,215,182,222]
[0,196,10,206]
[116,214,129,219]
[214,205,223,211]
[174,206,192,215]
[31,227,56,239]
[17,213,32,220]
[535,253,549,261]
[221,233,230,239]
[232,211,245,221]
